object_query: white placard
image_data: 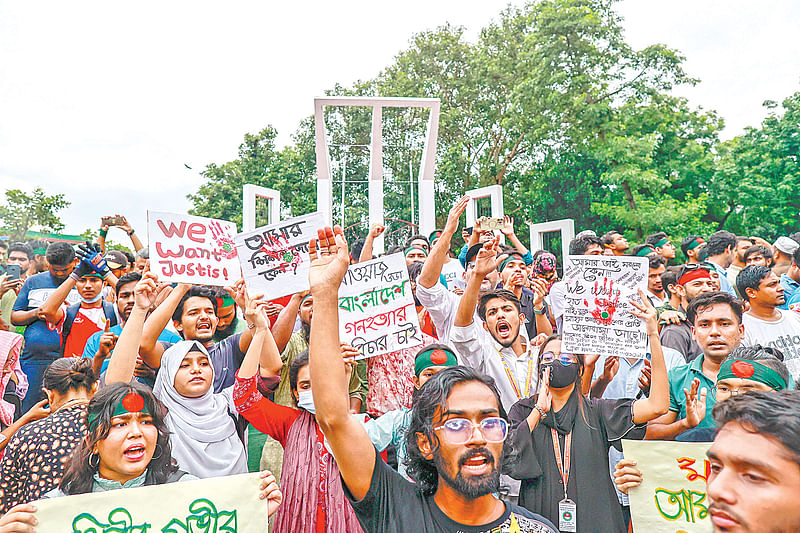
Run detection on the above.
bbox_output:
[148,211,241,286]
[562,255,649,358]
[234,212,323,300]
[338,253,423,359]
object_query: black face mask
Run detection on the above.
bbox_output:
[544,362,580,388]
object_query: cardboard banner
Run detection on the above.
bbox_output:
[33,472,268,532]
[624,440,713,533]
[338,253,423,359]
[148,211,241,286]
[234,212,323,300]
[562,255,648,358]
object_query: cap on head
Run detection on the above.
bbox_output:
[774,236,799,256]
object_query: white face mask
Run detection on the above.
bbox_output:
[80,292,104,304]
[297,389,316,415]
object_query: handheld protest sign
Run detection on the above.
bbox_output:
[33,472,268,532]
[234,212,324,300]
[624,440,712,532]
[338,253,423,359]
[147,211,241,286]
[562,255,648,358]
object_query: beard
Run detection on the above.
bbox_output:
[434,447,500,499]
[491,324,519,349]
[213,314,239,341]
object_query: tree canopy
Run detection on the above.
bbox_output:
[188,0,800,246]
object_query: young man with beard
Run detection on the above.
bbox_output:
[81,272,181,382]
[681,235,706,264]
[10,243,81,411]
[647,292,744,439]
[307,225,557,533]
[743,244,773,267]
[737,265,800,377]
[616,390,800,533]
[417,196,503,345]
[727,236,753,289]
[601,231,630,256]
[138,281,278,393]
[659,265,716,362]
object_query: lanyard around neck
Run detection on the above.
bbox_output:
[551,429,572,500]
[497,348,534,399]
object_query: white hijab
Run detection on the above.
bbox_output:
[152,340,247,478]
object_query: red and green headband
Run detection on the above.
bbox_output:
[414,347,458,376]
[87,392,150,431]
[686,237,705,251]
[717,359,787,391]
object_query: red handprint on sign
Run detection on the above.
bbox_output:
[209,221,237,260]
[583,278,621,325]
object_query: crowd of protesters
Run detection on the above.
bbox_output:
[0,203,799,533]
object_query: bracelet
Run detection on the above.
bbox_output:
[247,322,256,329]
[99,229,108,238]
[534,405,547,419]
[533,305,545,315]
[127,229,135,236]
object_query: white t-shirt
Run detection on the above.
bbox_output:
[440,258,465,290]
[742,311,800,379]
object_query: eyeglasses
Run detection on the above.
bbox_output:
[713,384,773,398]
[433,417,508,445]
[540,352,578,365]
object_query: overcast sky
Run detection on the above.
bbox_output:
[1,1,798,244]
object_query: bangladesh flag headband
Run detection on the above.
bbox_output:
[87,392,150,431]
[405,246,428,257]
[687,237,705,250]
[717,359,787,391]
[415,347,458,376]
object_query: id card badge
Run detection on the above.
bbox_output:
[558,498,577,532]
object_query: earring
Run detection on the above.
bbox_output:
[88,453,100,468]
[151,445,163,460]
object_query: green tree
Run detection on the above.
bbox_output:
[0,188,70,241]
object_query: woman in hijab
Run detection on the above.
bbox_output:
[0,381,283,531]
[234,340,364,533]
[506,290,669,533]
[0,331,30,449]
[105,272,273,478]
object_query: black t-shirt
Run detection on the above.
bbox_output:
[345,452,557,533]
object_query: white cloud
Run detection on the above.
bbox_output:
[1,1,798,240]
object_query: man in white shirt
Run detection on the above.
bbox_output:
[737,265,800,379]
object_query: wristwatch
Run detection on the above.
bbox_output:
[534,405,547,418]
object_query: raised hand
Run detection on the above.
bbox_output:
[629,288,658,335]
[97,321,118,359]
[368,224,385,239]
[76,241,110,278]
[225,279,247,310]
[501,215,516,236]
[638,359,652,394]
[683,378,708,428]
[536,367,552,414]
[602,355,620,381]
[444,195,470,235]
[133,271,161,310]
[474,236,501,277]
[308,226,350,293]
[530,278,548,308]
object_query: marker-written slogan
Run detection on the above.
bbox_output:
[625,440,712,533]
[32,472,268,533]
[338,253,423,359]
[148,211,241,286]
[562,255,648,358]
[234,212,323,300]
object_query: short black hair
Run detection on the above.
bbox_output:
[115,272,142,297]
[569,234,603,255]
[704,230,736,257]
[405,234,430,248]
[648,255,666,270]
[743,244,773,263]
[600,231,621,246]
[122,250,135,265]
[712,390,800,468]
[661,266,680,293]
[645,232,668,247]
[46,242,75,267]
[723,345,791,388]
[172,286,218,322]
[477,289,522,322]
[8,242,33,260]
[686,291,743,325]
[404,366,504,495]
[407,261,424,282]
[736,265,772,301]
[681,235,704,255]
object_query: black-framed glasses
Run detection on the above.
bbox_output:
[712,384,773,398]
[541,352,578,365]
[433,417,508,444]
